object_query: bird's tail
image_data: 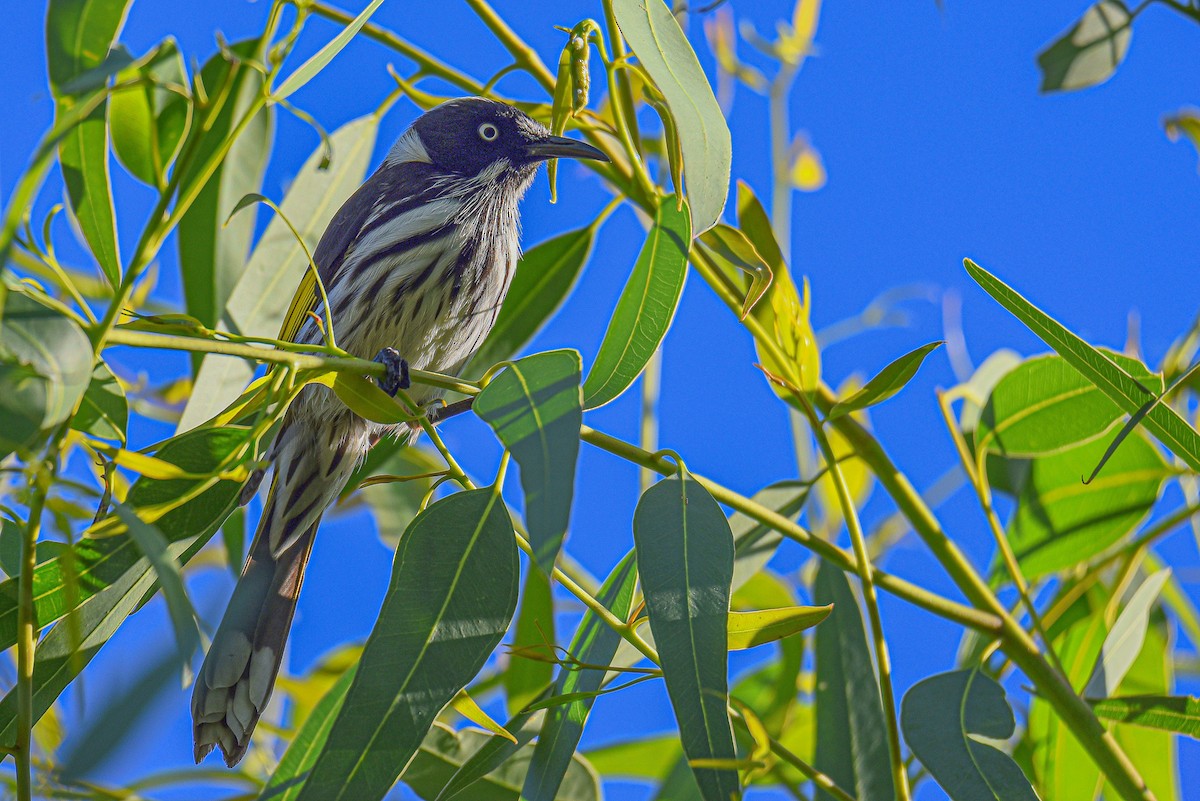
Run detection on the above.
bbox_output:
[191,423,361,766]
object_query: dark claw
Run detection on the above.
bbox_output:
[374,347,410,397]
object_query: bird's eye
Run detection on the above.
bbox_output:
[478,123,499,142]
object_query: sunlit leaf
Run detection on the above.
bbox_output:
[110,38,190,187]
[1084,569,1170,699]
[727,605,831,650]
[634,473,739,801]
[271,0,387,100]
[790,139,825,192]
[965,258,1200,471]
[294,488,518,801]
[901,669,1038,801]
[813,562,894,801]
[827,341,942,420]
[505,568,555,717]
[476,350,582,574]
[612,0,731,233]
[729,480,809,595]
[435,689,548,801]
[700,224,773,319]
[70,363,127,443]
[583,197,690,409]
[1165,111,1200,173]
[1037,1,1132,93]
[467,226,595,379]
[1091,694,1200,738]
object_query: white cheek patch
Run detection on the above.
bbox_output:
[384,127,433,166]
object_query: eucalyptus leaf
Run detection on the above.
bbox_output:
[827,341,943,420]
[1084,569,1170,699]
[1091,694,1200,738]
[505,568,556,716]
[70,363,127,443]
[110,38,190,187]
[271,0,386,101]
[1037,1,1132,93]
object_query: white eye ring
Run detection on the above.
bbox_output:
[478,123,499,141]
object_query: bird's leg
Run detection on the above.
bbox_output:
[373,347,410,397]
[426,397,475,426]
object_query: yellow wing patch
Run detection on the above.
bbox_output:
[277,268,320,343]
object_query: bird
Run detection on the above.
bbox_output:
[190,97,607,766]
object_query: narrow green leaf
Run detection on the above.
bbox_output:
[1007,431,1168,578]
[178,114,377,430]
[177,39,273,332]
[612,0,731,233]
[114,503,201,681]
[358,445,445,548]
[901,669,1039,801]
[505,568,556,716]
[1091,695,1200,737]
[110,38,190,187]
[272,0,387,100]
[827,341,943,420]
[1037,1,1132,93]
[813,562,894,801]
[47,0,132,288]
[476,350,582,574]
[729,480,809,595]
[435,690,548,801]
[70,363,127,443]
[295,488,519,801]
[0,293,93,456]
[964,258,1200,471]
[583,197,690,409]
[521,551,639,801]
[466,226,595,379]
[1084,569,1170,698]
[726,605,831,650]
[975,352,1161,458]
[699,225,772,319]
[633,473,739,801]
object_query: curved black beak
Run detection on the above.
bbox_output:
[526,135,609,163]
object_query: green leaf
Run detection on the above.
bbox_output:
[178,113,377,429]
[505,567,555,716]
[726,605,830,650]
[827,342,943,420]
[466,226,595,378]
[901,669,1039,801]
[295,487,519,801]
[110,38,190,187]
[435,690,548,801]
[405,723,599,801]
[0,426,251,654]
[521,551,639,801]
[1007,431,1168,579]
[1084,569,1170,698]
[583,197,690,409]
[1091,695,1200,737]
[699,225,772,319]
[958,349,1023,436]
[612,0,731,233]
[729,480,809,595]
[975,352,1161,458]
[812,562,895,801]
[964,258,1200,471]
[358,446,445,548]
[1037,1,1132,93]
[46,0,131,288]
[261,665,358,801]
[0,293,93,456]
[114,503,201,682]
[476,350,582,574]
[70,363,127,443]
[584,734,682,780]
[633,473,739,801]
[272,0,387,100]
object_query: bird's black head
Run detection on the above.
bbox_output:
[409,97,607,178]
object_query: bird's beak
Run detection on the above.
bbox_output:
[526,135,609,162]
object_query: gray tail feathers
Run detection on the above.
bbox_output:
[191,474,320,767]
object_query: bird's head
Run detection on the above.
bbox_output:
[391,97,607,185]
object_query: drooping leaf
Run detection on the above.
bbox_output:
[975,351,1161,458]
[271,0,387,100]
[901,669,1039,801]
[295,488,519,801]
[726,605,831,651]
[70,363,127,443]
[1084,569,1170,698]
[699,224,772,319]
[476,350,582,574]
[505,568,556,716]
[176,38,273,332]
[178,114,377,429]
[467,226,595,378]
[964,259,1200,471]
[612,0,731,234]
[1007,431,1168,579]
[1037,1,1132,93]
[110,38,190,187]
[47,0,132,288]
[633,473,739,801]
[521,551,639,801]
[583,197,690,409]
[0,293,93,456]
[826,342,943,420]
[812,562,895,801]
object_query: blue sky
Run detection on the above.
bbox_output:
[3,0,1199,797]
